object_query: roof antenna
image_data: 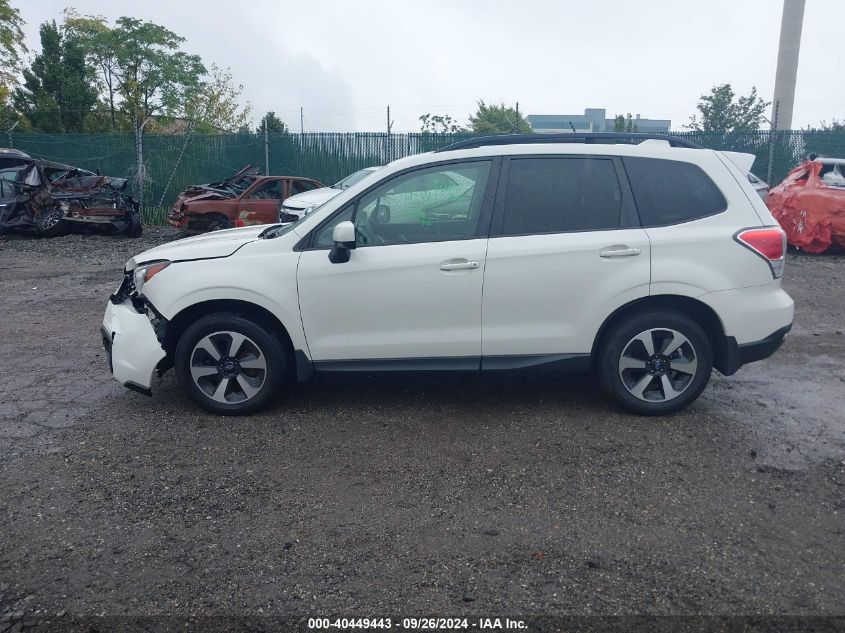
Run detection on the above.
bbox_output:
[568,121,576,132]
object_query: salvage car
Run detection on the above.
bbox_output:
[0,148,33,169]
[0,157,141,238]
[167,165,322,232]
[103,133,793,417]
[767,156,845,253]
[280,166,381,220]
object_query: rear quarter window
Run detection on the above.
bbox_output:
[623,157,727,227]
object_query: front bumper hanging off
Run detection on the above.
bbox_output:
[101,299,166,395]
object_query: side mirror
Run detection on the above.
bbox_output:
[329,220,356,264]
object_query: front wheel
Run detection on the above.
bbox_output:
[175,313,287,415]
[124,212,142,238]
[598,311,713,415]
[206,215,231,232]
[36,206,66,238]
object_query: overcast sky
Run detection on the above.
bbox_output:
[15,0,845,132]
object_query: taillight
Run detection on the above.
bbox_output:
[734,226,786,278]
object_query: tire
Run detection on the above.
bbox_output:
[124,212,142,238]
[174,313,287,415]
[36,207,65,238]
[206,215,231,232]
[597,310,713,416]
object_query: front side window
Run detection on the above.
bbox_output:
[314,161,491,248]
[623,157,727,226]
[501,157,623,235]
[248,180,284,199]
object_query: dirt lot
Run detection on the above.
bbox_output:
[0,229,843,622]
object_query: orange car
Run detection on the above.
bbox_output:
[168,165,322,232]
[767,157,845,253]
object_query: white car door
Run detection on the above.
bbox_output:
[481,155,651,366]
[297,160,496,365]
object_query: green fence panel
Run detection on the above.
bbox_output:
[10,130,845,225]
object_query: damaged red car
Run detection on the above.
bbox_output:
[767,156,845,253]
[167,165,322,233]
[0,156,141,238]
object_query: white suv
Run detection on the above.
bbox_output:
[102,134,794,416]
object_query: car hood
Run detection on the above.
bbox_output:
[127,225,268,269]
[282,187,341,208]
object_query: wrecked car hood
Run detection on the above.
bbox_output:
[127,225,269,268]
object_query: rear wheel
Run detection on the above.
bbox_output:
[598,311,712,415]
[175,313,287,415]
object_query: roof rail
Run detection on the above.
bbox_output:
[434,132,703,153]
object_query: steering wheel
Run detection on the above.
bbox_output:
[354,221,382,245]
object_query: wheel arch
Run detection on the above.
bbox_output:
[591,295,732,374]
[163,299,298,379]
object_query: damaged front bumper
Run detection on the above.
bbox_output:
[101,297,166,395]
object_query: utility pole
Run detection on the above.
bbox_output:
[300,107,304,136]
[386,105,394,162]
[772,0,806,130]
[135,116,152,214]
[264,117,270,176]
[513,102,519,134]
[767,101,781,185]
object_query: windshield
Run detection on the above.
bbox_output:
[260,214,309,239]
[332,167,377,190]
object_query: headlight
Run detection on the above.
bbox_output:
[133,260,170,295]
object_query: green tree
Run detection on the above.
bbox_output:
[185,64,251,133]
[419,113,464,133]
[0,0,27,98]
[65,14,206,132]
[613,113,638,132]
[110,17,206,131]
[256,110,288,134]
[63,10,124,130]
[13,20,99,132]
[809,120,845,131]
[468,100,532,134]
[687,83,770,133]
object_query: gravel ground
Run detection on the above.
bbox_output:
[0,228,843,621]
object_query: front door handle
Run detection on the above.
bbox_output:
[440,260,480,271]
[600,247,641,258]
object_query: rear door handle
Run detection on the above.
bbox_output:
[440,260,480,271]
[600,247,641,258]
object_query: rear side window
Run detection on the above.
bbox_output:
[623,157,727,227]
[501,157,623,235]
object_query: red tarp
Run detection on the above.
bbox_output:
[767,160,845,254]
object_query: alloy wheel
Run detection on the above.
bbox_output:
[189,331,267,403]
[618,328,698,402]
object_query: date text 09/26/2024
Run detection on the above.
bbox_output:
[307,617,527,630]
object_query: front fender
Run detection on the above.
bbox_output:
[142,252,309,355]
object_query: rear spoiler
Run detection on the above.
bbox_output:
[720,151,756,176]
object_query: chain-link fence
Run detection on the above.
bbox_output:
[8,130,845,225]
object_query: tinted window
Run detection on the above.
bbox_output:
[501,158,623,235]
[623,157,727,226]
